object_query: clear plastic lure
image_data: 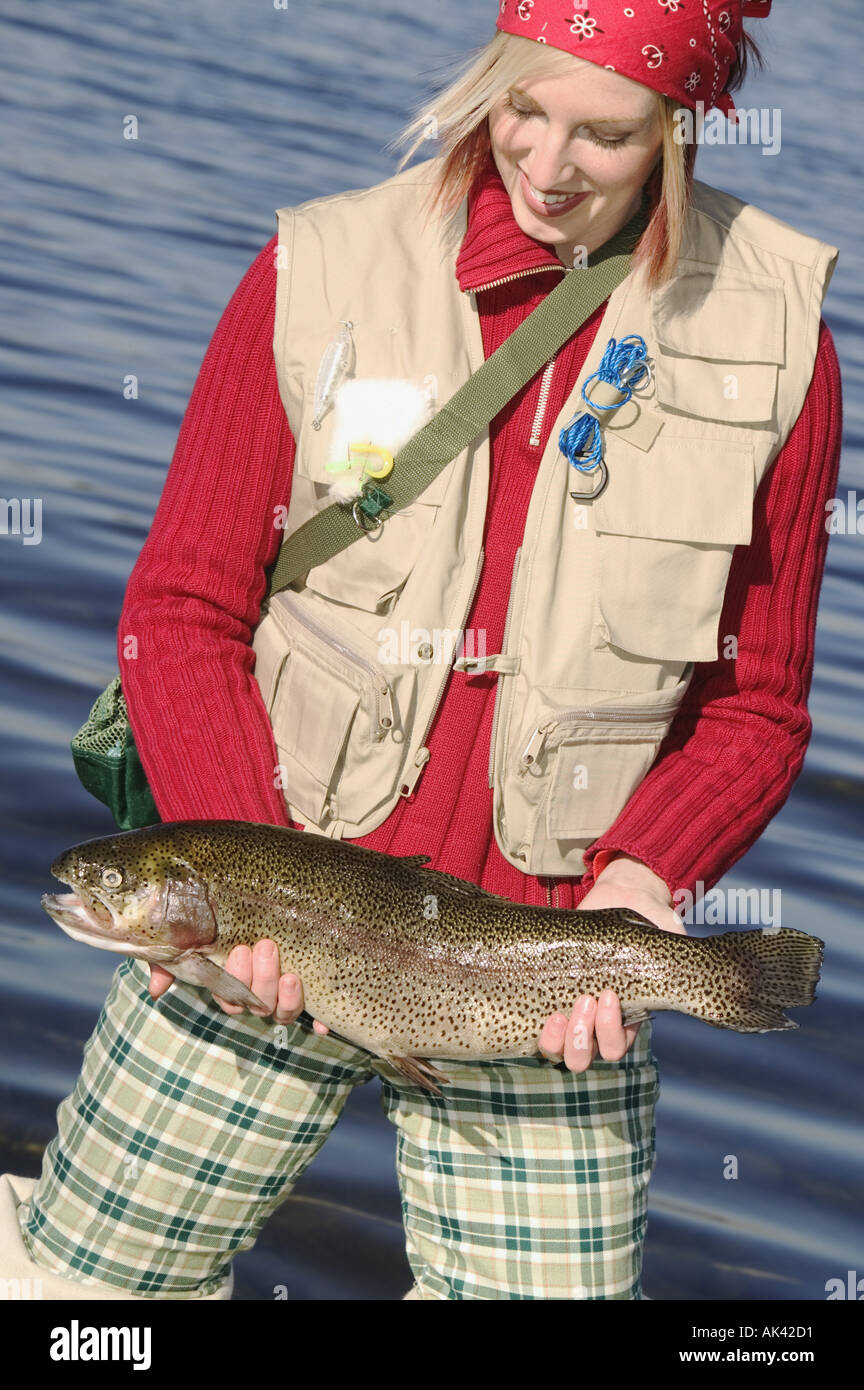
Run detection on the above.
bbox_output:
[311,320,355,431]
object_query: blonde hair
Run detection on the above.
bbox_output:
[387,31,696,288]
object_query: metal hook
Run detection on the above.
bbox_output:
[351,499,385,531]
[619,357,653,390]
[569,459,609,501]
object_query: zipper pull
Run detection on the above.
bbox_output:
[518,721,557,774]
[399,746,430,798]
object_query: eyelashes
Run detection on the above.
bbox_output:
[500,94,630,150]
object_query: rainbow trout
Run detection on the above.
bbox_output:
[41,820,824,1093]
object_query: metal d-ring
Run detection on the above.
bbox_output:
[569,459,609,501]
[351,499,384,531]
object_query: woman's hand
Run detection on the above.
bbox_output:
[147,943,331,1033]
[538,854,685,1073]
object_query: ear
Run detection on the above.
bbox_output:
[162,867,217,950]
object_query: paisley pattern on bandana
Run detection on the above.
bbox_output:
[495,0,772,115]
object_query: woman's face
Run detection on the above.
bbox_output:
[488,61,663,264]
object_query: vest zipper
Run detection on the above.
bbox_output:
[518,696,685,773]
[467,265,566,450]
[545,880,560,909]
[529,355,557,448]
[401,544,487,798]
[276,594,395,736]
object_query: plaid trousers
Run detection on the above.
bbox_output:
[19,957,660,1300]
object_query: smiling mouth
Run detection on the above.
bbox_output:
[518,169,589,214]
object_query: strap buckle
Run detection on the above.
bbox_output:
[346,482,394,531]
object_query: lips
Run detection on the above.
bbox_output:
[519,168,590,217]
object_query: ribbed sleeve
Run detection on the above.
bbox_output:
[119,237,295,826]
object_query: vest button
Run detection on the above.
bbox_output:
[417,642,434,661]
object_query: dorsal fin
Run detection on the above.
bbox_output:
[396,853,433,868]
[415,866,495,898]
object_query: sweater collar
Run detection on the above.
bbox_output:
[455,153,567,294]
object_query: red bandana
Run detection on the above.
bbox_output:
[495,0,772,116]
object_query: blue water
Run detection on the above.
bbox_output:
[1,0,862,1300]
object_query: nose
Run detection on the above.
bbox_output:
[522,127,580,193]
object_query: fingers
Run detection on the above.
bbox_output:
[257,968,327,1033]
[538,991,641,1072]
[593,990,635,1063]
[148,963,174,1000]
[274,973,304,1025]
[563,996,598,1072]
[538,1012,569,1061]
[212,944,253,1015]
[210,942,313,1029]
[246,940,281,1017]
[213,940,281,1017]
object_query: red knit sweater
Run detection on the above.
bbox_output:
[119,159,842,911]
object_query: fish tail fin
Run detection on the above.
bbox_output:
[705,927,824,1033]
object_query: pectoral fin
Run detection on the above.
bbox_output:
[385,1055,451,1096]
[169,952,268,1011]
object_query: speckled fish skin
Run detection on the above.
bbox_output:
[42,820,824,1076]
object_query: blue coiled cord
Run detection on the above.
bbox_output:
[559,334,651,474]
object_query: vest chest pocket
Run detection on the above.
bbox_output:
[652,267,785,426]
[592,434,756,663]
[300,502,445,616]
[294,360,456,616]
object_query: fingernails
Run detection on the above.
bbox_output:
[599,989,617,1009]
[578,995,594,1012]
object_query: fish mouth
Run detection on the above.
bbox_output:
[40,889,147,956]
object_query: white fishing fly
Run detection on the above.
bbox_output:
[325,378,437,502]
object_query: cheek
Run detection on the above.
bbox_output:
[488,113,523,160]
[592,146,659,193]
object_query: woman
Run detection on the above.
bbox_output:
[4,1,841,1300]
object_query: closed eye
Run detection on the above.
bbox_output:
[501,94,633,149]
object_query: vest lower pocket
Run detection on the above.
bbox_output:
[498,685,690,876]
[252,590,415,831]
[269,645,363,826]
[543,720,667,841]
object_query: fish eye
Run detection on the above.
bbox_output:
[101,867,124,889]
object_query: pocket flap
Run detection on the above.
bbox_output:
[652,268,785,424]
[653,268,786,364]
[593,436,755,544]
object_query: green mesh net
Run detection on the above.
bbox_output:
[71,676,160,830]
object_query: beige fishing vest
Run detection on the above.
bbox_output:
[252,155,837,877]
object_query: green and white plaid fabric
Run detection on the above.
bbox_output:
[19,957,659,1300]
